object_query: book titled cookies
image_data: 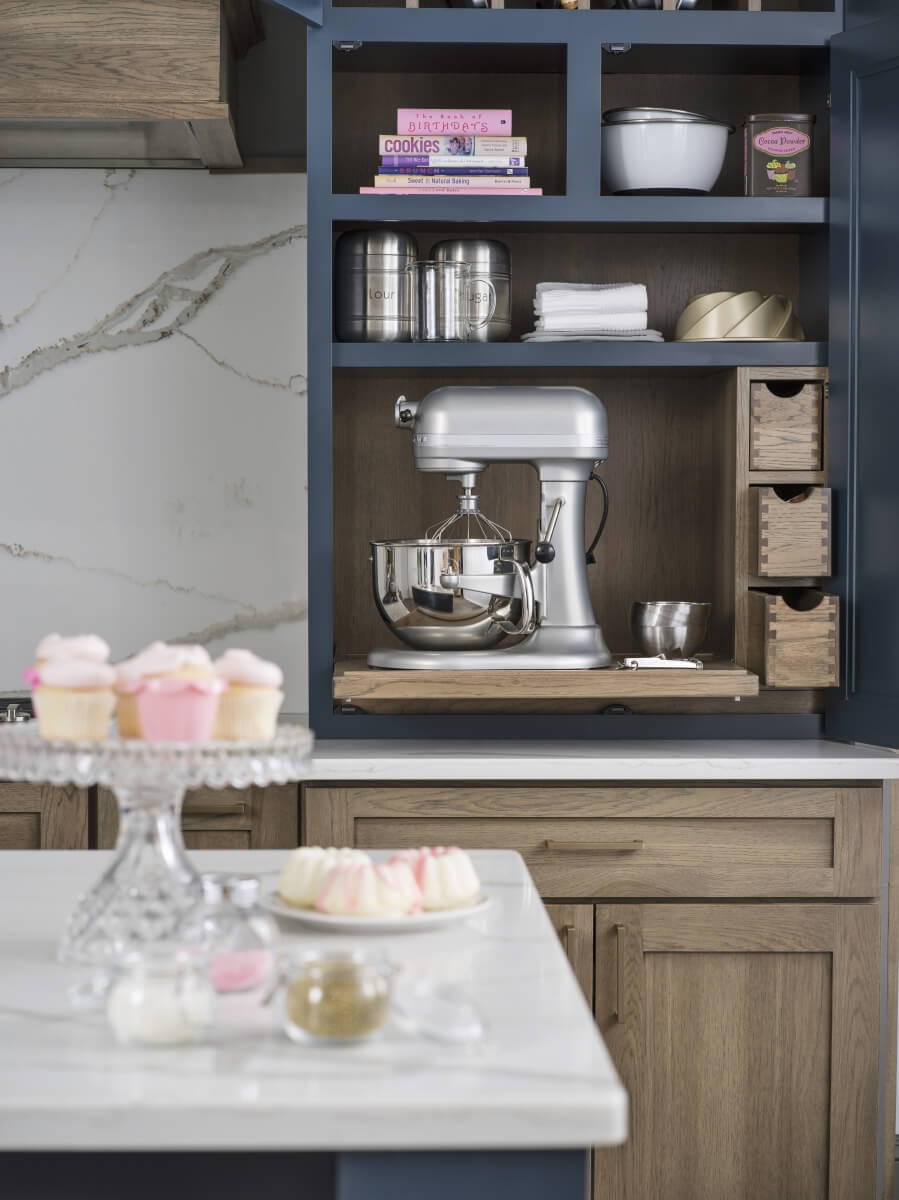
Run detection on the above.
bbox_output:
[378,134,527,157]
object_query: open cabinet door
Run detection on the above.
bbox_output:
[826,16,899,750]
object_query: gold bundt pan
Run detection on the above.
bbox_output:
[675,291,805,341]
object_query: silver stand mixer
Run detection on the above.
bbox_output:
[368,386,612,670]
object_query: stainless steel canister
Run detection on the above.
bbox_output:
[430,239,511,342]
[335,229,419,342]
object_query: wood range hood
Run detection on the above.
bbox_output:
[0,0,266,169]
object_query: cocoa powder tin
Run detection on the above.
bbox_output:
[744,113,815,197]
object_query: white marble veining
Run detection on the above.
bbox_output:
[0,849,627,1151]
[303,738,899,781]
[0,169,308,711]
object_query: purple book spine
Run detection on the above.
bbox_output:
[378,165,529,176]
[380,155,526,168]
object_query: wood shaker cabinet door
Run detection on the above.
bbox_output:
[593,903,879,1200]
[0,781,87,849]
[545,903,594,1005]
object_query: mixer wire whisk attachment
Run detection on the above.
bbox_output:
[427,486,512,543]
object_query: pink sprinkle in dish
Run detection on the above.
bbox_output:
[209,949,274,993]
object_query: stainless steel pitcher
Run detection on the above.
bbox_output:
[431,239,511,342]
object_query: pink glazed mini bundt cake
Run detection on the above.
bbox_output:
[315,860,422,917]
[389,847,481,911]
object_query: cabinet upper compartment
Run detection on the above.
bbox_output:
[0,0,264,168]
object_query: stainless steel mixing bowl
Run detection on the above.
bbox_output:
[371,539,534,650]
[631,600,711,657]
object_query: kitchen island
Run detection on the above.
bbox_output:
[0,848,626,1200]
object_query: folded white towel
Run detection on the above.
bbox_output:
[537,310,648,332]
[535,282,648,315]
[522,329,664,342]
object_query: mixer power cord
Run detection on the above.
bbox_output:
[586,472,609,567]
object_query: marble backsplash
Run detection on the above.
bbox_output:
[0,169,308,713]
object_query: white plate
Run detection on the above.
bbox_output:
[261,889,492,933]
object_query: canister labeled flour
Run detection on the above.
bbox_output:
[744,114,815,197]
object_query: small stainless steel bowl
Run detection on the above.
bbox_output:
[371,538,531,651]
[631,601,711,658]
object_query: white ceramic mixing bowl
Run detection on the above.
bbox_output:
[602,119,732,194]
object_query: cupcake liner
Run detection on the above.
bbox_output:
[212,687,284,741]
[35,687,115,743]
[136,684,223,743]
[115,693,142,739]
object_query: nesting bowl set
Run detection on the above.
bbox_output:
[601,106,734,196]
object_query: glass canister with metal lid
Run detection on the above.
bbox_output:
[430,239,511,342]
[335,229,419,342]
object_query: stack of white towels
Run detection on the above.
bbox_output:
[522,281,663,342]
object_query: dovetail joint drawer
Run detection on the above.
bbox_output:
[751,486,831,578]
[749,381,823,471]
[302,784,881,899]
[747,591,839,688]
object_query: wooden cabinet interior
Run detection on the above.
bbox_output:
[332,225,828,344]
[332,43,566,196]
[333,363,831,713]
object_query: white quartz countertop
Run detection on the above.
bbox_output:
[0,850,626,1152]
[305,739,899,782]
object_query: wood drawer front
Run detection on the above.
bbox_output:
[751,486,831,578]
[749,381,823,471]
[98,784,298,849]
[747,591,839,688]
[304,785,882,899]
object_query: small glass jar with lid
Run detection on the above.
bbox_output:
[107,947,215,1046]
[281,949,394,1044]
[179,873,278,995]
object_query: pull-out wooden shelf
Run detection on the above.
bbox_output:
[333,658,759,703]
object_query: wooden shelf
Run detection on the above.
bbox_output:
[331,196,827,228]
[334,658,759,702]
[333,341,827,370]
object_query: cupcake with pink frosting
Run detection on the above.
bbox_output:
[24,633,112,721]
[212,649,284,741]
[114,642,222,741]
[32,657,116,742]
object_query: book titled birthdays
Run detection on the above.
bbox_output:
[396,109,512,135]
[364,113,540,196]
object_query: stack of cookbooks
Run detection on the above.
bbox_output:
[360,108,541,196]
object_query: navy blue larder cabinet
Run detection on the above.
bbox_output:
[287,0,899,747]
[826,14,899,751]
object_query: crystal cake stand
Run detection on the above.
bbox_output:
[0,724,314,971]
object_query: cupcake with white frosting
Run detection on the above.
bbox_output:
[33,657,116,742]
[114,642,214,739]
[212,649,284,741]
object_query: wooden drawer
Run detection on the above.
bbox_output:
[750,486,831,577]
[749,381,823,471]
[97,784,298,850]
[747,589,839,688]
[303,785,882,898]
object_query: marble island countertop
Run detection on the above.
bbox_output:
[0,850,626,1152]
[304,739,899,782]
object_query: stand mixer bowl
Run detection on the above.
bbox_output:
[371,539,532,650]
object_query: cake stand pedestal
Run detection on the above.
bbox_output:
[0,725,313,978]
